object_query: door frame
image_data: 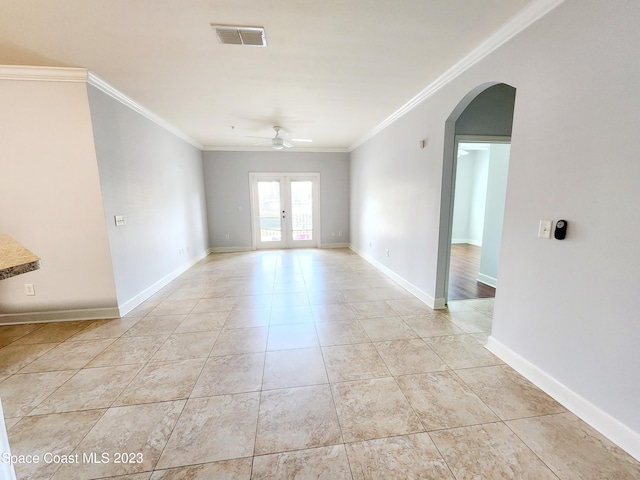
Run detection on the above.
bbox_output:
[434,82,516,309]
[445,135,511,302]
[249,172,321,250]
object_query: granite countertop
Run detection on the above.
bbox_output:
[0,234,41,280]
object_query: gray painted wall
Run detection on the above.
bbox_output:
[351,0,640,449]
[88,86,209,311]
[203,151,349,249]
[0,78,117,318]
[456,83,516,136]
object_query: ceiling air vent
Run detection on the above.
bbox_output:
[212,25,267,47]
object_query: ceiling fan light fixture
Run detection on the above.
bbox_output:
[245,126,307,149]
[272,137,284,149]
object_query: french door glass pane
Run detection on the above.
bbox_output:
[257,181,281,242]
[290,180,313,241]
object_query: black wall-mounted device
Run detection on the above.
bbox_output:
[554,220,568,240]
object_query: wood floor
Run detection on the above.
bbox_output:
[448,243,496,300]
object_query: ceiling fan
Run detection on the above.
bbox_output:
[246,126,312,150]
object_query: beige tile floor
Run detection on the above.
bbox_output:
[1,248,639,479]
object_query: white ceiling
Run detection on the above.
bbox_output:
[0,0,539,150]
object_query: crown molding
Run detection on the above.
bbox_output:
[0,65,202,149]
[349,0,566,151]
[203,145,349,153]
[0,65,88,82]
[87,72,203,150]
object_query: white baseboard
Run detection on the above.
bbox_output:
[486,336,640,462]
[322,243,350,249]
[477,273,497,288]
[451,238,482,246]
[349,244,437,309]
[117,251,209,317]
[208,246,253,253]
[209,244,350,252]
[0,252,210,325]
[0,307,120,325]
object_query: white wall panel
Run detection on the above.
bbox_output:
[0,78,117,319]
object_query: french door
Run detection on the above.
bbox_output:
[250,173,320,249]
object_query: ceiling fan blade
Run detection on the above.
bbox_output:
[244,135,272,140]
[291,138,313,143]
[283,140,293,148]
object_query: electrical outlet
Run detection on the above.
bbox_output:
[385,249,390,257]
[25,284,35,296]
[225,234,230,240]
[338,231,343,237]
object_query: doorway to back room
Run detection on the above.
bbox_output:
[435,82,516,307]
[449,139,510,300]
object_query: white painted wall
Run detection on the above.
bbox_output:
[452,151,489,245]
[478,144,510,286]
[469,154,489,246]
[0,398,16,479]
[350,0,640,456]
[202,151,349,250]
[88,85,209,313]
[0,75,118,320]
[451,156,473,244]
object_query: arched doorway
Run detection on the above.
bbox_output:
[434,83,516,307]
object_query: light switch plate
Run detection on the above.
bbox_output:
[538,219,552,239]
[114,215,126,227]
